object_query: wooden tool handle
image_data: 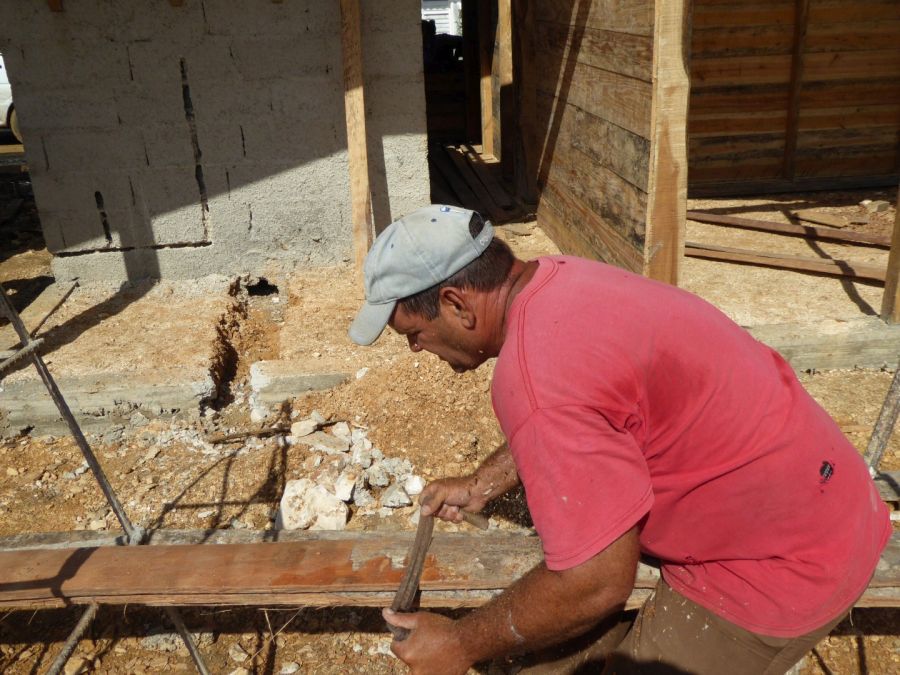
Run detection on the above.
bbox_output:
[461,511,490,530]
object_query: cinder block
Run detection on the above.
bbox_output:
[203,0,339,37]
[229,36,340,80]
[113,1,207,44]
[248,195,343,247]
[29,170,135,214]
[269,76,343,120]
[190,78,275,121]
[113,82,186,126]
[42,128,148,173]
[240,116,345,164]
[132,168,208,245]
[361,0,422,38]
[11,86,120,132]
[11,39,131,89]
[37,209,112,253]
[141,122,197,169]
[126,42,184,89]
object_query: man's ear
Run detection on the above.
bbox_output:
[439,287,476,329]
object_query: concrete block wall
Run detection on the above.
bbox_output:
[0,0,429,282]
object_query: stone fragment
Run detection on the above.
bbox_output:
[333,468,358,502]
[294,431,349,454]
[88,519,106,531]
[350,444,372,469]
[229,643,249,663]
[302,454,322,471]
[353,487,375,507]
[280,663,301,675]
[382,484,412,508]
[311,455,348,492]
[366,463,390,488]
[382,457,413,479]
[404,475,426,496]
[140,632,180,653]
[310,410,327,425]
[865,199,891,213]
[276,479,349,530]
[63,656,92,675]
[331,421,351,439]
[290,419,318,438]
[129,411,150,427]
[356,367,369,379]
[5,467,17,477]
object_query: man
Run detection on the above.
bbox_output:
[348,205,890,674]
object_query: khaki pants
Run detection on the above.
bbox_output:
[516,580,849,675]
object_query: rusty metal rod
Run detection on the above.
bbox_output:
[866,363,900,472]
[45,603,98,675]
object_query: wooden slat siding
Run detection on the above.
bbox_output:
[534,20,653,82]
[534,0,653,37]
[689,163,786,184]
[691,83,790,113]
[497,0,514,176]
[882,184,900,323]
[692,54,794,87]
[535,57,653,138]
[479,0,494,158]
[691,25,795,58]
[690,110,789,136]
[537,93,650,191]
[538,184,645,272]
[802,50,900,81]
[797,105,900,132]
[693,2,795,29]
[690,174,900,197]
[542,146,648,246]
[805,20,900,52]
[807,0,900,25]
[782,0,811,180]
[798,79,900,107]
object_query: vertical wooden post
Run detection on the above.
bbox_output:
[782,0,810,181]
[644,0,690,285]
[478,0,495,158]
[462,1,481,143]
[497,0,514,179]
[881,185,900,323]
[340,0,374,277]
[512,0,537,203]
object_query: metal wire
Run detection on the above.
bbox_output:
[45,603,98,675]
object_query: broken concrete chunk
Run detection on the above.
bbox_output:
[382,457,413,479]
[366,463,390,488]
[404,475,426,496]
[350,444,373,469]
[382,483,412,508]
[276,479,349,531]
[353,487,375,507]
[229,643,249,663]
[293,430,349,454]
[290,418,318,438]
[331,421,351,439]
[865,200,891,213]
[310,455,349,492]
[333,469,359,502]
[310,410,327,425]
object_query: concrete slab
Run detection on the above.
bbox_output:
[0,276,238,436]
[249,360,349,408]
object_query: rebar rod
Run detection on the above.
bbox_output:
[866,363,900,472]
[0,337,43,377]
[45,603,98,675]
[165,607,211,675]
[0,283,143,544]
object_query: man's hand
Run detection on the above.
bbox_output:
[383,608,472,675]
[419,475,487,523]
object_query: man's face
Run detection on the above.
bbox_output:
[389,302,488,373]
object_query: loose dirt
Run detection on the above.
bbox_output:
[0,180,897,674]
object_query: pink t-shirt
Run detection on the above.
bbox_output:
[492,256,890,637]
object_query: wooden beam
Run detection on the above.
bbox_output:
[644,0,690,285]
[685,241,887,282]
[512,0,538,203]
[462,0,482,143]
[748,317,900,372]
[478,0,495,158]
[0,529,896,610]
[444,145,507,222]
[686,211,891,248]
[881,185,900,323]
[497,0,514,178]
[340,0,374,277]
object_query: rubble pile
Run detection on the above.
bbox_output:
[276,411,425,531]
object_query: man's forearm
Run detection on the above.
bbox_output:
[471,442,519,503]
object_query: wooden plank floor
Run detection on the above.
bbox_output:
[0,529,896,610]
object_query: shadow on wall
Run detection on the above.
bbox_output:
[0,0,429,284]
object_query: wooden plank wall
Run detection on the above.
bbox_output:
[528,0,686,281]
[690,0,900,194]
[530,1,652,274]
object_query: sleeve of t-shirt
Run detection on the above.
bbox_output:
[509,404,653,571]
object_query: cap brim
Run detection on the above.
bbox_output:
[348,300,396,346]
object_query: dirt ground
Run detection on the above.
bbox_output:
[0,166,898,674]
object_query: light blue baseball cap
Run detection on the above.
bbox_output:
[349,204,493,345]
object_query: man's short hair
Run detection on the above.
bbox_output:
[398,214,514,320]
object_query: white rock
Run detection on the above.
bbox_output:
[290,419,318,437]
[382,484,412,508]
[87,519,106,531]
[350,445,372,469]
[249,407,268,424]
[277,479,349,530]
[353,487,375,507]
[351,427,368,445]
[331,421,351,439]
[403,475,426,496]
[63,656,91,675]
[310,410,327,425]
[229,643,249,663]
[311,455,348,493]
[334,469,358,502]
[355,367,369,380]
[366,463,390,488]
[280,663,301,675]
[294,431,349,455]
[382,457,413,479]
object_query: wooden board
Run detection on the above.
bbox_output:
[533,20,653,82]
[534,0,654,37]
[686,210,890,247]
[685,241,887,282]
[0,529,896,609]
[748,316,900,371]
[882,184,900,323]
[459,144,516,210]
[443,146,507,222]
[791,208,847,229]
[428,149,481,212]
